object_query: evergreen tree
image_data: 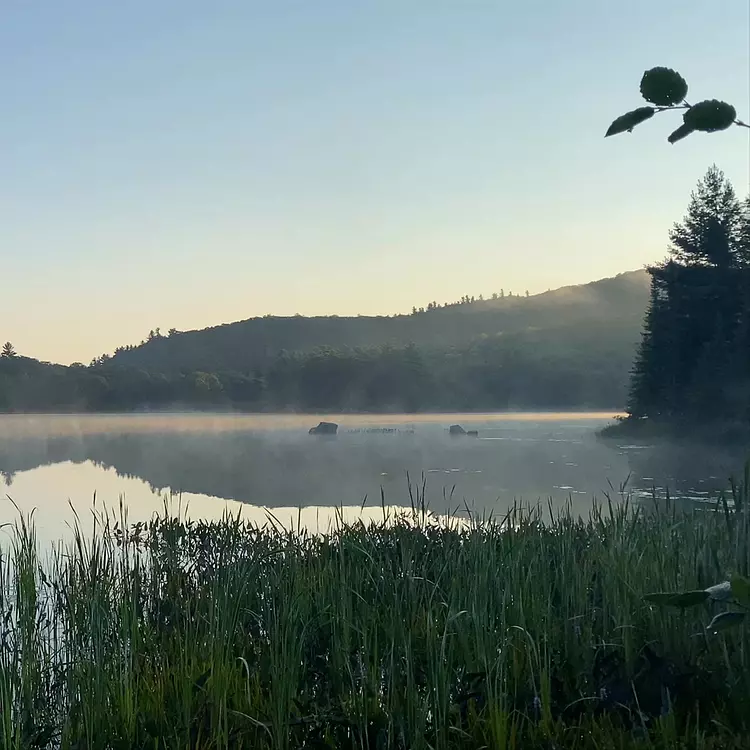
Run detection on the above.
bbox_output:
[627,167,749,423]
[668,165,744,268]
[1,342,16,358]
[738,196,750,267]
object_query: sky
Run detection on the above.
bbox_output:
[1,1,749,364]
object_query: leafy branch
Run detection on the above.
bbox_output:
[644,575,750,633]
[606,67,749,144]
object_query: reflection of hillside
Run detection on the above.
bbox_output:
[2,431,479,508]
[0,425,745,511]
[0,436,93,474]
[0,426,629,511]
[616,440,745,499]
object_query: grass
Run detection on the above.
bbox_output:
[1,481,750,748]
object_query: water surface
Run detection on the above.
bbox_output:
[0,413,743,545]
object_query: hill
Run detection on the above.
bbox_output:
[0,270,650,413]
[110,270,650,374]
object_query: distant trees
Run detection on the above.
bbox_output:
[1,342,16,358]
[0,332,634,415]
[627,166,750,424]
[408,289,531,315]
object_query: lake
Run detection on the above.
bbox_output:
[0,412,745,546]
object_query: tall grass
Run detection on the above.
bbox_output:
[1,482,750,749]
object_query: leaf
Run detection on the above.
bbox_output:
[29,726,56,749]
[192,667,212,694]
[640,67,688,106]
[705,581,732,601]
[706,611,745,633]
[683,100,737,132]
[668,123,694,144]
[731,575,750,606]
[605,107,656,137]
[644,590,709,608]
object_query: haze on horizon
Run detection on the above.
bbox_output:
[1,1,748,365]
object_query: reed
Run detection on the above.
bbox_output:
[1,481,749,749]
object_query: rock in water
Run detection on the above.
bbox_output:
[448,424,467,436]
[309,421,338,435]
[467,430,479,437]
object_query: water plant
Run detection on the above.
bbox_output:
[0,480,749,748]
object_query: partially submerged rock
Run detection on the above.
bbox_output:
[309,421,338,435]
[449,425,479,437]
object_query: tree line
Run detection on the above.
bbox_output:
[411,289,530,315]
[0,325,633,414]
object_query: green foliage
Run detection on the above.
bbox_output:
[684,100,738,133]
[3,490,750,747]
[639,67,688,106]
[707,611,746,633]
[731,575,750,606]
[0,273,651,414]
[645,574,750,634]
[668,123,695,144]
[604,106,654,137]
[643,590,709,608]
[107,271,649,375]
[0,332,636,414]
[0,342,16,358]
[626,167,750,425]
[606,66,748,143]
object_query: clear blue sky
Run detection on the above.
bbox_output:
[1,1,748,364]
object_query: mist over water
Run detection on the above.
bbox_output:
[0,413,745,546]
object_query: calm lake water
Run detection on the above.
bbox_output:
[0,413,745,546]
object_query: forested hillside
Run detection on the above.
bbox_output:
[108,271,649,374]
[0,270,649,413]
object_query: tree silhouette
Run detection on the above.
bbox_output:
[627,167,750,423]
[1,342,16,358]
[606,67,749,144]
[669,166,745,267]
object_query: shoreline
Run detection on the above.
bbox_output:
[598,415,750,447]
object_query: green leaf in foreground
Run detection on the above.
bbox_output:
[731,575,750,606]
[644,590,709,608]
[683,100,737,133]
[668,123,694,144]
[640,67,688,106]
[605,107,655,137]
[705,581,732,601]
[706,611,746,633]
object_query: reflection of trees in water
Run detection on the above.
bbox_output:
[0,428,613,510]
[616,441,746,498]
[2,471,14,487]
[1,431,446,507]
[0,427,746,510]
